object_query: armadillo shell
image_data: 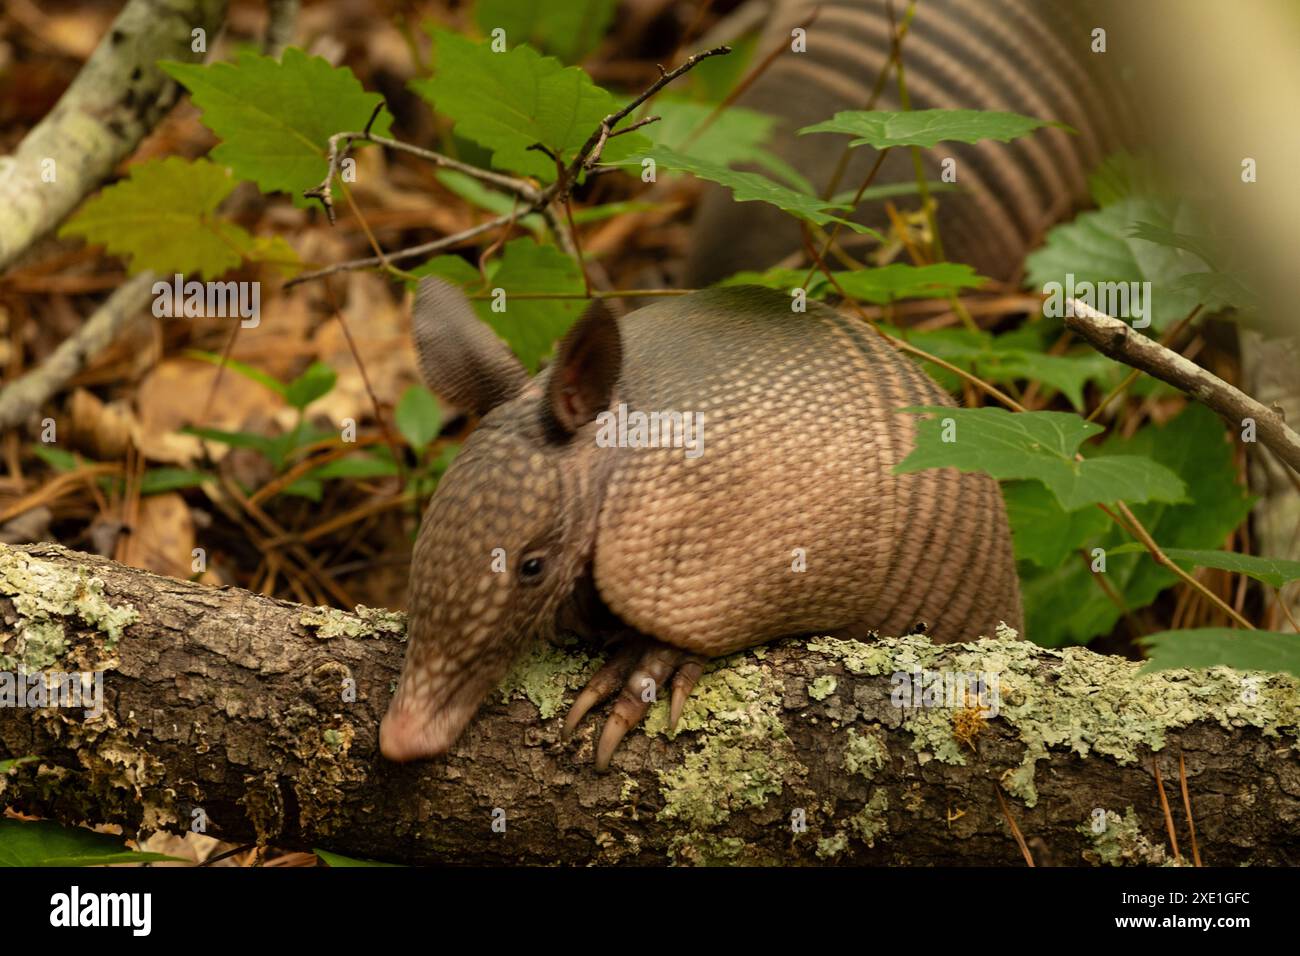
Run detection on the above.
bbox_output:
[590,286,1023,652]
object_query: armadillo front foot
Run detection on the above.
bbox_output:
[564,637,708,772]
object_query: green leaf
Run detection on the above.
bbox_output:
[1108,545,1300,589]
[59,158,252,277]
[1021,404,1254,647]
[413,30,646,182]
[475,0,617,63]
[717,263,984,304]
[1025,198,1208,331]
[281,477,324,501]
[0,819,182,867]
[834,263,986,303]
[0,756,37,773]
[284,362,336,410]
[139,468,210,495]
[184,349,287,397]
[621,145,881,237]
[1140,628,1300,678]
[395,385,443,450]
[308,455,402,480]
[895,406,1186,511]
[1003,480,1110,567]
[315,847,400,867]
[161,48,392,205]
[1086,151,1171,207]
[799,109,1066,148]
[31,445,81,471]
[412,239,586,371]
[644,98,812,192]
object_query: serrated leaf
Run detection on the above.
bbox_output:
[60,158,251,277]
[1108,545,1300,589]
[161,48,392,205]
[644,98,812,192]
[1003,480,1110,567]
[621,145,881,237]
[0,819,182,867]
[395,385,442,450]
[799,109,1065,148]
[1022,404,1254,647]
[413,30,645,182]
[1087,151,1171,207]
[412,239,586,371]
[895,406,1186,511]
[1140,628,1300,678]
[476,0,617,63]
[1025,198,1208,331]
[716,263,983,304]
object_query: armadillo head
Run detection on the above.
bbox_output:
[380,278,622,762]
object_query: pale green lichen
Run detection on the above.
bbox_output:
[848,788,889,847]
[1079,807,1171,867]
[844,726,888,780]
[668,833,774,866]
[498,640,600,719]
[299,605,406,640]
[809,675,837,701]
[652,657,804,831]
[816,831,848,858]
[0,547,139,669]
[810,633,1300,807]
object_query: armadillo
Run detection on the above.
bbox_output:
[378,0,1138,769]
[379,280,1022,769]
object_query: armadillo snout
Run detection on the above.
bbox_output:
[378,693,475,763]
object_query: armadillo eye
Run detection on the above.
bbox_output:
[519,556,545,582]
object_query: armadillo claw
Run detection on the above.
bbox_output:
[562,640,641,739]
[594,644,684,772]
[668,656,707,732]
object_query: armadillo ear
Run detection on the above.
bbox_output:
[543,299,623,436]
[411,277,529,417]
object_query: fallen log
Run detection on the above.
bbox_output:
[0,542,1296,865]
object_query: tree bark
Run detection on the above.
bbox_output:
[0,541,1296,866]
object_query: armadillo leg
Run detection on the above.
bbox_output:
[562,638,642,739]
[668,655,708,732]
[595,643,687,772]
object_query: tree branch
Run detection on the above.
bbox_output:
[1065,299,1300,475]
[1,542,1296,866]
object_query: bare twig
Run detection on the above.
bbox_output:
[295,47,730,287]
[0,272,155,429]
[1065,298,1300,475]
